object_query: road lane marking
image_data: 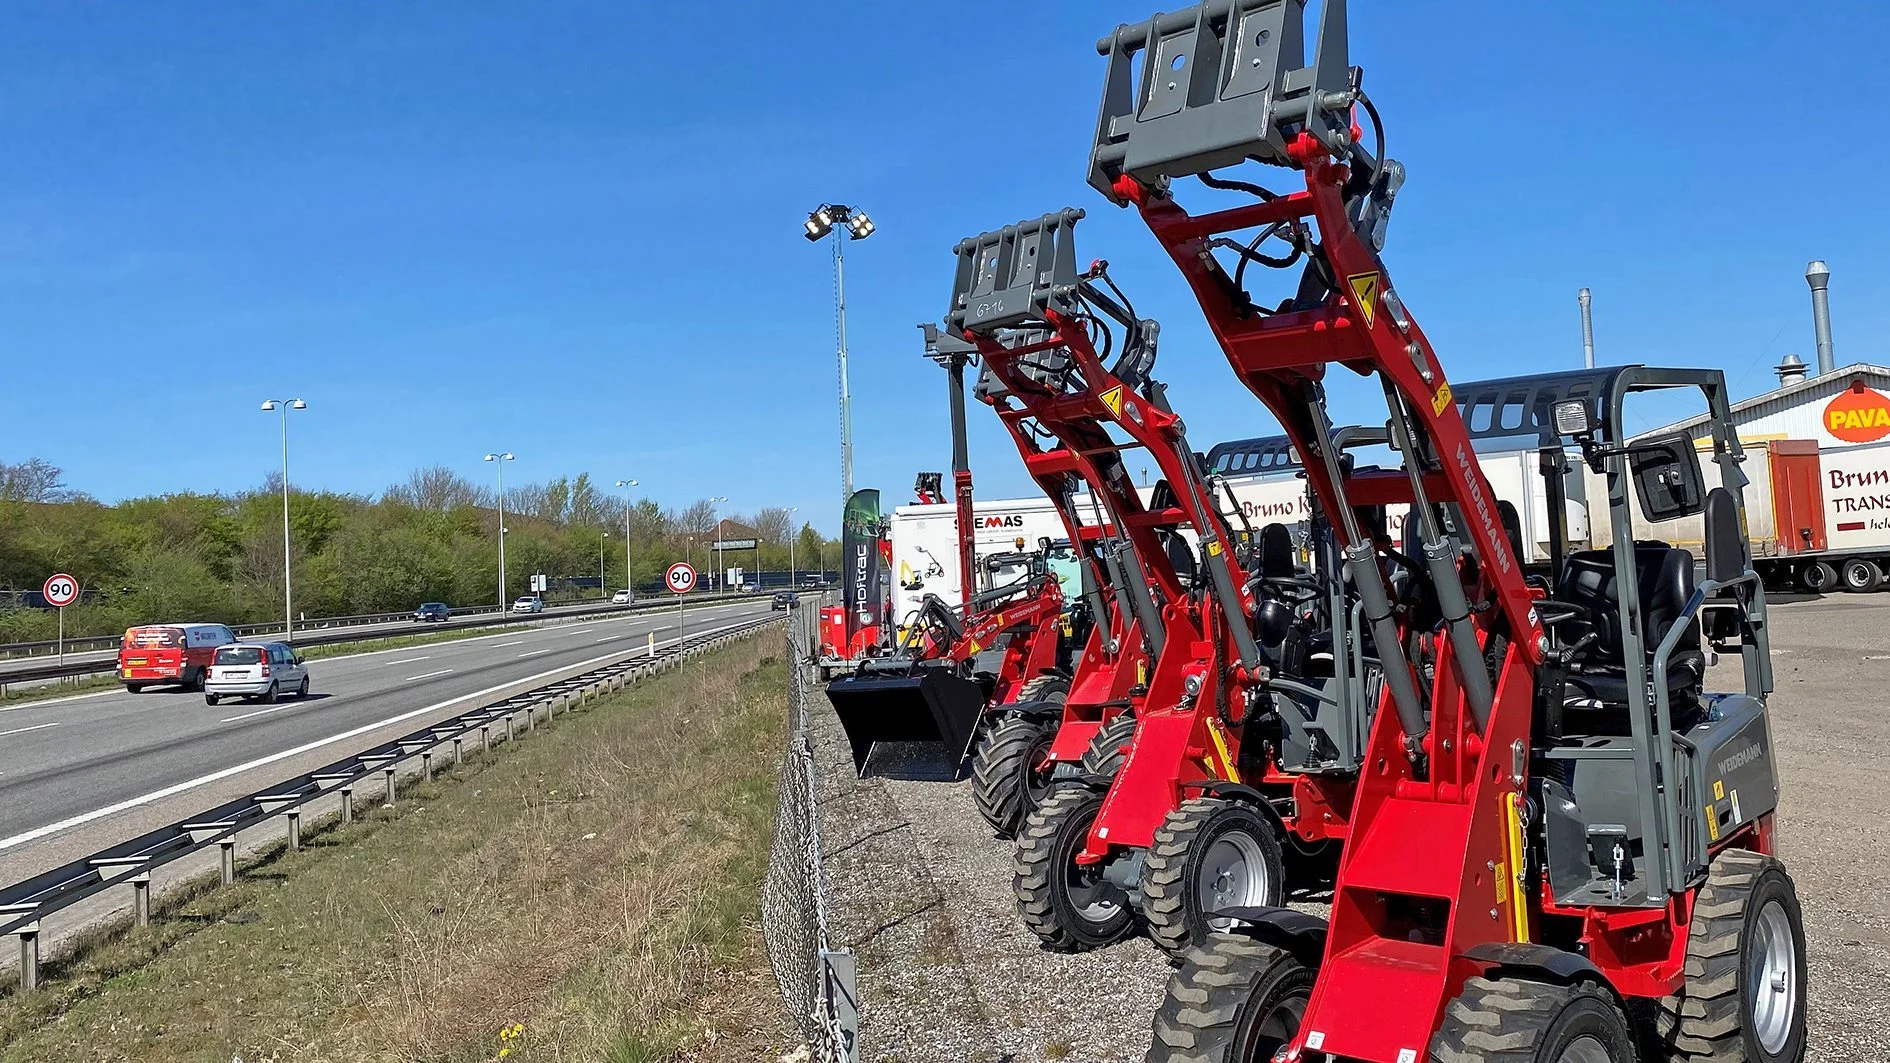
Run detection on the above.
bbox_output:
[0,721,60,739]
[569,629,593,635]
[596,635,621,642]
[0,616,765,851]
[220,705,290,723]
[404,669,456,682]
[389,656,431,665]
[496,641,525,647]
[518,649,552,658]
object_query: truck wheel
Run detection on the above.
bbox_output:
[1652,849,1807,1063]
[970,714,1058,837]
[1079,715,1137,778]
[185,667,205,692]
[125,683,145,694]
[1840,557,1882,592]
[1433,976,1637,1061]
[1014,674,1069,703]
[1799,561,1838,593]
[1148,934,1313,1063]
[1141,798,1285,958]
[1013,786,1134,951]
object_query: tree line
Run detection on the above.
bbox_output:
[0,459,835,643]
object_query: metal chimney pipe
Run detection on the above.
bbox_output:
[1578,288,1595,368]
[1806,260,1835,375]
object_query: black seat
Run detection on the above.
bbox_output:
[1552,543,1703,718]
[1149,479,1198,587]
[1256,522,1295,580]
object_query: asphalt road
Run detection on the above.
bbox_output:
[0,597,773,850]
[0,594,761,682]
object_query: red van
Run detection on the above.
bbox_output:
[118,623,239,693]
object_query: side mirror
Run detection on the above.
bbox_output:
[1629,432,1706,523]
[294,656,306,666]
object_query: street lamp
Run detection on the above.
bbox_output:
[259,399,307,641]
[804,203,876,504]
[709,495,729,590]
[483,452,515,608]
[615,479,638,599]
[599,531,610,598]
[786,506,800,591]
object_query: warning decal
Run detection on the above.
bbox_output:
[1431,382,1453,416]
[1099,385,1125,419]
[1347,272,1380,328]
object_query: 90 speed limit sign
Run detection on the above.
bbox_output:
[43,573,80,608]
[665,562,697,594]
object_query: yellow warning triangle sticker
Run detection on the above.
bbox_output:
[1347,272,1380,328]
[1099,385,1125,419]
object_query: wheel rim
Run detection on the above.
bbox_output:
[1024,734,1057,805]
[1233,979,1309,1063]
[1054,800,1125,925]
[1555,1035,1612,1063]
[1747,897,1799,1054]
[1198,829,1272,930]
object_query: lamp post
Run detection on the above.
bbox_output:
[259,399,307,640]
[599,531,609,598]
[804,203,876,505]
[483,452,515,608]
[709,495,729,590]
[787,506,800,591]
[614,479,638,599]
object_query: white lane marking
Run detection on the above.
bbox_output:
[403,669,455,682]
[0,721,60,739]
[0,688,118,714]
[569,629,593,635]
[389,656,431,665]
[595,635,621,642]
[496,641,525,647]
[518,649,552,658]
[0,616,764,850]
[220,705,289,723]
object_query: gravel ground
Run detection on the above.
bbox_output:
[810,593,1889,1062]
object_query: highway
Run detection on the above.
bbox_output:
[0,594,765,681]
[0,597,775,858]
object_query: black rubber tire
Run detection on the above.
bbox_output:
[297,675,311,698]
[1079,715,1137,778]
[184,667,205,692]
[204,694,219,706]
[1432,976,1638,1061]
[1148,933,1314,1063]
[1651,849,1808,1063]
[262,681,278,705]
[125,683,145,694]
[970,714,1058,837]
[1840,557,1882,593]
[1142,798,1286,959]
[1014,674,1070,703]
[1013,786,1134,951]
[1798,561,1837,593]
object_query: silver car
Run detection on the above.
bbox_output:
[205,642,310,706]
[512,595,544,614]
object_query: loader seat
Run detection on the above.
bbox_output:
[1149,479,1198,588]
[1553,544,1704,726]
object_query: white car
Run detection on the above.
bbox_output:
[205,642,310,706]
[611,589,633,604]
[512,595,544,614]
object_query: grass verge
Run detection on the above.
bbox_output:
[0,634,793,1063]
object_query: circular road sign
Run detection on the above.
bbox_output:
[43,573,79,607]
[665,562,698,594]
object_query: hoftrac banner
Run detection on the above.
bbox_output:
[842,489,884,641]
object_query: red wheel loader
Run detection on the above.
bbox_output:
[946,219,1384,958]
[1082,3,1806,1059]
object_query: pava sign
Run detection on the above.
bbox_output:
[1823,380,1890,444]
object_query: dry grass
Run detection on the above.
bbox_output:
[0,634,794,1063]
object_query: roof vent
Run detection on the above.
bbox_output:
[1775,352,1809,388]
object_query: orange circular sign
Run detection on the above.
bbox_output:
[1823,380,1890,444]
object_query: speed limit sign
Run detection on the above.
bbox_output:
[665,562,698,594]
[43,573,79,607]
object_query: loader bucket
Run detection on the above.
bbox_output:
[824,661,989,776]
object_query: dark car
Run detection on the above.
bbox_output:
[771,591,798,611]
[412,602,451,623]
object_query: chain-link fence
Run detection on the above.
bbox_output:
[763,604,859,1061]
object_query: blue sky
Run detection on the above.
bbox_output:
[2,2,1887,531]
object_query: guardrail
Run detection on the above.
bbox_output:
[0,612,786,990]
[0,590,785,686]
[0,604,509,660]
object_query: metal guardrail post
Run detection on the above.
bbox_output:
[382,767,397,808]
[453,737,464,766]
[218,841,236,885]
[481,725,491,755]
[340,787,354,825]
[286,811,302,852]
[421,751,433,782]
[18,926,38,992]
[133,877,151,926]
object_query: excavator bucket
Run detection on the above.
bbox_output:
[823,660,989,776]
